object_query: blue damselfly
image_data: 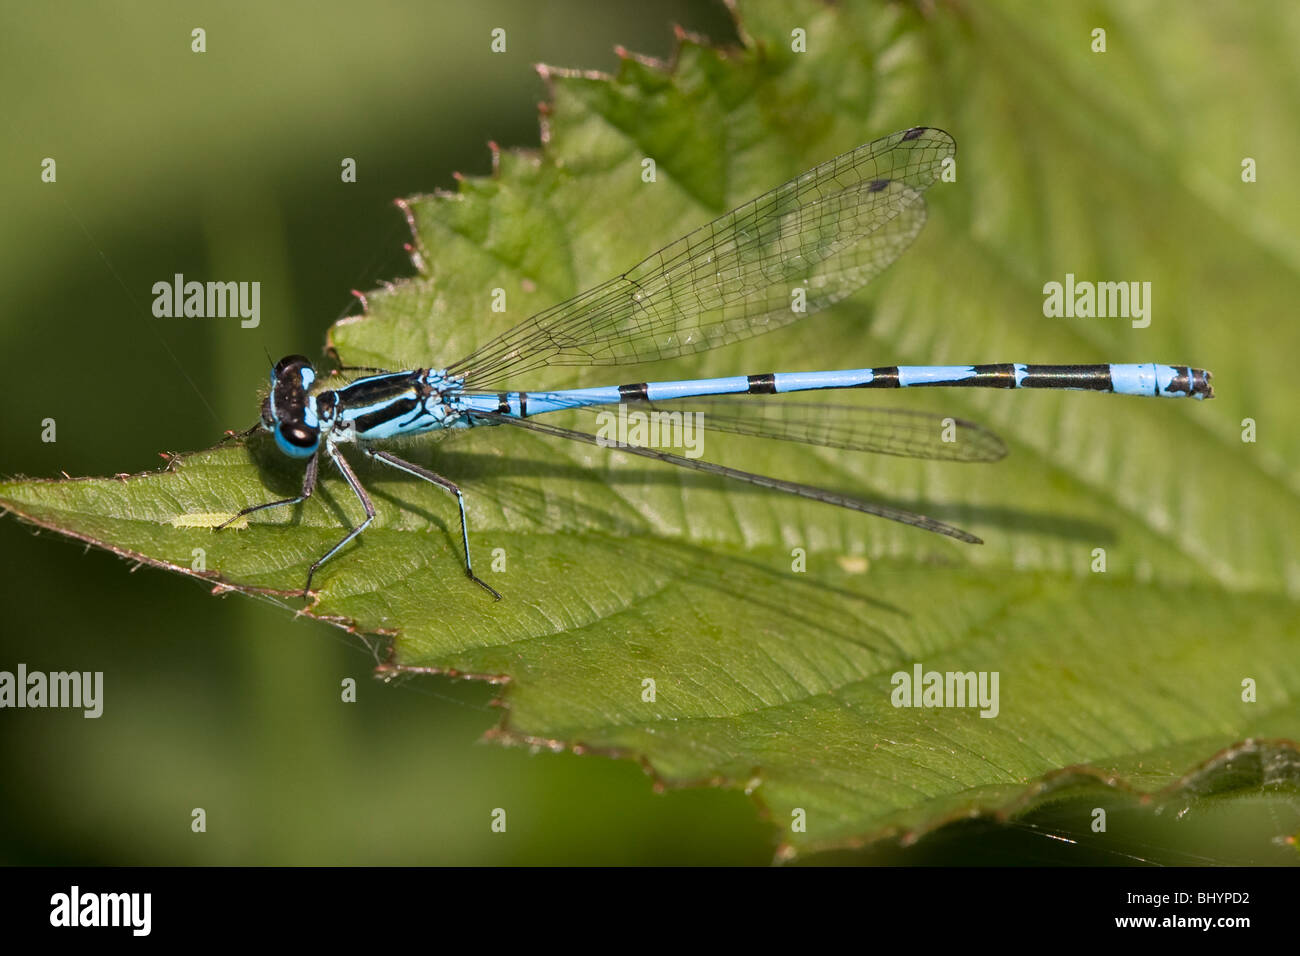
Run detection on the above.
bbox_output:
[219,128,1213,597]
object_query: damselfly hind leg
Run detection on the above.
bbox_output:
[361,447,502,600]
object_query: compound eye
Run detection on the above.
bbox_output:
[278,423,319,448]
[273,354,313,378]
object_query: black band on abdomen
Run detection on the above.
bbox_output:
[1017,364,1113,391]
[853,366,900,388]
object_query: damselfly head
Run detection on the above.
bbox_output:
[271,354,313,383]
[268,354,321,458]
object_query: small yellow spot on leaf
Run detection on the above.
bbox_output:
[170,512,247,530]
[837,555,869,574]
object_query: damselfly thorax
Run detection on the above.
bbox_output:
[261,357,475,457]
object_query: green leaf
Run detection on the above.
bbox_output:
[3,0,1298,858]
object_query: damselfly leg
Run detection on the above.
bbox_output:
[361,447,502,600]
[216,453,319,530]
[215,447,372,595]
[297,445,375,594]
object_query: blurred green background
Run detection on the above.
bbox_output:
[1,1,1296,864]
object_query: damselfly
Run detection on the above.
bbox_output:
[219,127,1213,597]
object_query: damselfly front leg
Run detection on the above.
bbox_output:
[215,453,318,530]
[212,448,363,596]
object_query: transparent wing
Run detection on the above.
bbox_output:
[623,396,1005,462]
[468,392,1006,463]
[468,409,983,544]
[448,128,955,389]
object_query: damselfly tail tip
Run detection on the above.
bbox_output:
[1164,365,1214,399]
